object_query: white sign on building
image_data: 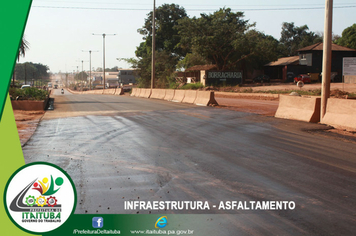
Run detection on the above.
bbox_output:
[343,57,356,76]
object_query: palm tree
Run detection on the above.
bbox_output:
[13,37,29,86]
[18,37,29,61]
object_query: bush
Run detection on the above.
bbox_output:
[9,87,49,100]
[180,82,204,90]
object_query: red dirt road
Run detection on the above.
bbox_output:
[215,97,279,116]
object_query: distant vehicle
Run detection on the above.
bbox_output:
[48,82,52,88]
[54,84,58,89]
[253,75,270,83]
[294,74,311,84]
[21,85,31,89]
[61,89,64,94]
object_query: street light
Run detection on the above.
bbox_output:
[92,33,116,90]
[82,50,99,90]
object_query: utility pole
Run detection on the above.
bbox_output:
[82,50,99,90]
[24,63,27,85]
[321,0,333,119]
[92,33,116,90]
[81,60,89,90]
[33,72,35,87]
[81,60,84,91]
[151,0,156,89]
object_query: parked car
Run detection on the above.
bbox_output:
[253,75,270,83]
[21,85,31,89]
[294,74,311,84]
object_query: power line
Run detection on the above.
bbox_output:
[31,5,356,11]
[34,0,356,7]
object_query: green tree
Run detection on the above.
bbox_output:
[135,4,187,87]
[118,58,139,68]
[74,71,88,81]
[279,22,323,56]
[240,30,280,71]
[175,8,253,70]
[14,62,50,85]
[32,63,50,78]
[137,3,187,57]
[105,66,119,72]
[335,24,356,50]
[14,62,37,84]
[176,52,208,71]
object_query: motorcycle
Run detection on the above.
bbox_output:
[61,89,64,94]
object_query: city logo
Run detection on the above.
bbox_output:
[155,216,167,228]
[4,162,77,234]
[92,217,104,228]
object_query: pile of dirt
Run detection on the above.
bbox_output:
[330,89,350,99]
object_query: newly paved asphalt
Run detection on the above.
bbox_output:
[23,89,356,235]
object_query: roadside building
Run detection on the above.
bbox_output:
[264,43,356,82]
[264,56,301,82]
[106,72,119,88]
[178,65,243,86]
[117,69,139,85]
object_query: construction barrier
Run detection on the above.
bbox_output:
[164,89,175,101]
[322,98,356,131]
[150,89,166,100]
[135,88,142,97]
[139,89,152,98]
[195,91,218,106]
[171,90,185,102]
[137,89,145,98]
[115,88,124,95]
[103,89,116,95]
[69,87,217,107]
[131,88,138,96]
[275,95,321,123]
[182,90,197,104]
[138,89,145,98]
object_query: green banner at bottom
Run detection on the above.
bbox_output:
[44,214,222,236]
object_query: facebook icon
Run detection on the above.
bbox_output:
[92,217,104,228]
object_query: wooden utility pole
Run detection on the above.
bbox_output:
[151,0,156,89]
[321,0,333,119]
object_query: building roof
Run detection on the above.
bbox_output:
[297,42,356,52]
[105,75,118,79]
[265,56,300,67]
[185,64,218,71]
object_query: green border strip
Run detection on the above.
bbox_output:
[0,95,35,235]
[0,1,35,235]
[0,0,33,122]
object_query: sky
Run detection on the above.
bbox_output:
[19,0,356,73]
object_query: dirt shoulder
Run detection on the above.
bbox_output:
[14,110,45,146]
[217,82,356,93]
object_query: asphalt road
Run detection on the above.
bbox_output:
[23,89,356,235]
